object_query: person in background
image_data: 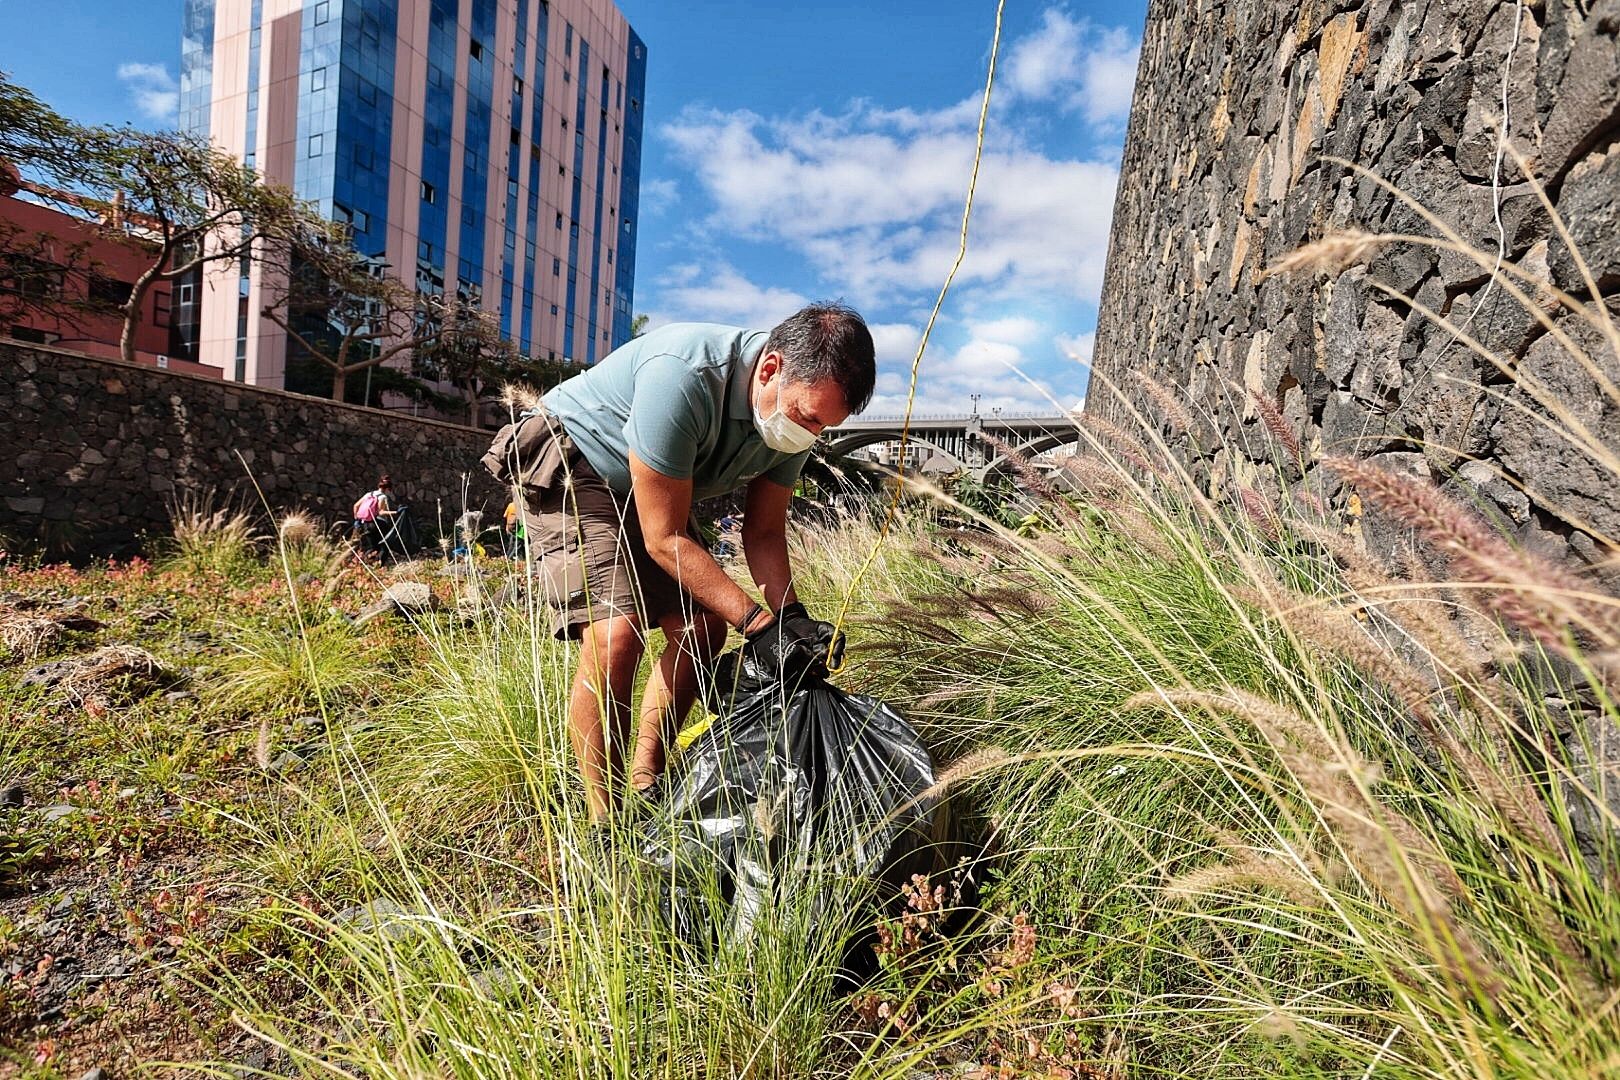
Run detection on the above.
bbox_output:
[351,475,396,557]
[504,497,523,558]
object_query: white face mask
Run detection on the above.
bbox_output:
[754,377,819,454]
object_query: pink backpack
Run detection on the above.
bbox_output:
[354,490,382,522]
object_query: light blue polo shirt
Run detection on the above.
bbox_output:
[541,323,810,501]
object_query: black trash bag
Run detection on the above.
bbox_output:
[639,648,942,949]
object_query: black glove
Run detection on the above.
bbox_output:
[744,601,845,683]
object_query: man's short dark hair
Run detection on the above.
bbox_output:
[765,302,876,414]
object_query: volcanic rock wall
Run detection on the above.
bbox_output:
[1091,0,1619,565]
[0,342,502,557]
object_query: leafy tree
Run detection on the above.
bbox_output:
[631,312,648,338]
[96,128,339,366]
[410,301,519,425]
[0,71,82,188]
[261,236,511,414]
[2,71,336,366]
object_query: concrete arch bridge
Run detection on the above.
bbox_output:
[821,410,1082,482]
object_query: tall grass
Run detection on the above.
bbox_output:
[187,167,1620,1078]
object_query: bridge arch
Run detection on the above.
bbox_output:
[979,426,1086,481]
[821,430,972,471]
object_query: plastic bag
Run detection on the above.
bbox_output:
[640,649,941,947]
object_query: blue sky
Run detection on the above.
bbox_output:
[1,0,1147,415]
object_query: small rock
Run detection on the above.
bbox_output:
[292,714,324,733]
[134,604,174,626]
[268,750,308,776]
[383,581,436,614]
[0,784,23,809]
[163,690,198,704]
[469,964,526,998]
[332,898,428,942]
[20,660,74,689]
[41,804,79,822]
[50,895,73,916]
[79,1067,108,1080]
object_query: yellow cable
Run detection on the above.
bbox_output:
[826,0,1006,672]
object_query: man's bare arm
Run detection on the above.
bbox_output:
[628,451,768,631]
[742,476,796,613]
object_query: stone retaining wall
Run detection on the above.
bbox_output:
[1,341,502,557]
[1091,0,1619,566]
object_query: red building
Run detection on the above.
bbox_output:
[0,165,217,377]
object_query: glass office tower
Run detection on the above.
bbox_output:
[179,0,645,392]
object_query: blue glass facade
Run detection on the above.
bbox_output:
[612,30,646,350]
[584,59,609,364]
[416,0,457,297]
[331,0,396,260]
[186,0,642,386]
[178,0,215,137]
[456,0,497,303]
[562,37,587,362]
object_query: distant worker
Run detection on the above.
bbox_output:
[351,475,395,555]
[482,303,875,820]
[503,497,523,558]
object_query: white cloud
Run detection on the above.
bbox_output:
[863,335,1067,416]
[639,177,679,215]
[1007,9,1086,100]
[1076,27,1141,129]
[868,321,923,368]
[661,106,1118,308]
[642,262,808,331]
[1003,11,1140,129]
[968,315,1043,346]
[1056,330,1095,367]
[117,62,179,123]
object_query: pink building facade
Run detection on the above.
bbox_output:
[180,0,645,398]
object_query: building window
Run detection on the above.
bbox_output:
[307,133,323,156]
[550,304,558,315]
[552,257,560,275]
[555,212,562,229]
[462,205,476,227]
[508,178,519,198]
[153,291,172,328]
[88,275,134,306]
[569,220,578,239]
[511,126,521,145]
[178,282,195,304]
[421,181,436,203]
[562,68,570,83]
[564,23,572,54]
[560,116,567,130]
[558,164,565,176]
[359,79,378,105]
[418,239,434,261]
[631,97,640,113]
[470,38,484,61]
[7,326,56,345]
[314,1,329,25]
[311,66,326,92]
[514,77,524,97]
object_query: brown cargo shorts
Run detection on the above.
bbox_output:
[512,415,706,641]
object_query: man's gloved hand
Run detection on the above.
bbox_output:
[743,601,845,683]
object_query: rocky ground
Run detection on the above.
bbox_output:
[0,553,446,1078]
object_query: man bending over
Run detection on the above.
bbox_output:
[486,302,876,820]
